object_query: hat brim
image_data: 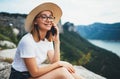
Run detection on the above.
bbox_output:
[25,2,62,32]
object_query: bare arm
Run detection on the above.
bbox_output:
[47,41,60,63]
[46,24,75,74]
[24,58,75,78]
[47,24,60,63]
[24,58,61,78]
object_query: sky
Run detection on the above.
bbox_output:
[0,0,120,25]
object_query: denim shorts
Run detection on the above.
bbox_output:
[9,67,31,79]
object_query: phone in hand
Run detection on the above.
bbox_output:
[51,26,57,36]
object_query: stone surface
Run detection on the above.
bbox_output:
[0,49,106,79]
[74,66,106,79]
[0,48,16,59]
[0,48,106,79]
[0,61,106,79]
[0,62,11,79]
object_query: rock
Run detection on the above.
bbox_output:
[0,41,16,49]
[74,66,106,79]
[0,49,106,79]
[13,28,19,35]
[0,62,11,79]
[0,61,106,79]
[0,48,16,59]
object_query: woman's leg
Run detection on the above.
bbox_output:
[71,73,84,79]
[31,67,75,79]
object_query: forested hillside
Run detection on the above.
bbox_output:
[61,22,120,79]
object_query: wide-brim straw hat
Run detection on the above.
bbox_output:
[25,2,62,32]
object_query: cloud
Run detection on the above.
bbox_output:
[0,0,120,25]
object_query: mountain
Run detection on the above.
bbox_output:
[61,22,120,79]
[0,12,26,34]
[0,12,27,48]
[0,12,120,79]
[76,22,120,40]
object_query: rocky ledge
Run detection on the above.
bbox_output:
[0,61,106,79]
[0,61,11,79]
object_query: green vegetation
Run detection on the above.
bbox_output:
[1,57,13,63]
[60,24,120,79]
[60,30,92,65]
[0,26,18,49]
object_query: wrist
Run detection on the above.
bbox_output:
[54,40,60,44]
[56,61,62,67]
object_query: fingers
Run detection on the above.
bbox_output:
[60,61,75,73]
[68,67,75,73]
[68,64,75,73]
[52,22,56,26]
[66,62,75,73]
[52,22,59,31]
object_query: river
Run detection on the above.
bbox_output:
[88,40,120,57]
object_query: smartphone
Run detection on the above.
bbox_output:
[51,26,57,36]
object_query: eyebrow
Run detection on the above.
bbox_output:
[39,14,53,16]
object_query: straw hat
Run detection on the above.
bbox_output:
[25,2,62,32]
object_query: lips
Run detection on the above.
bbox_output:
[44,23,52,27]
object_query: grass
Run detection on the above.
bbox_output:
[0,57,13,63]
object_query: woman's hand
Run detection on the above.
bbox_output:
[52,23,60,43]
[57,61,75,73]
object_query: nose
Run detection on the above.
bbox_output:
[45,18,52,23]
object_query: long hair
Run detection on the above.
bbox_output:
[31,23,53,42]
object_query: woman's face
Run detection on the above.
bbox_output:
[34,10,55,31]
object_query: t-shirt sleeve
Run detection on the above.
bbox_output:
[48,42,54,50]
[18,37,36,58]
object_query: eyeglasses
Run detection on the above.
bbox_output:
[37,14,55,22]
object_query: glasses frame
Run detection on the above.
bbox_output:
[37,14,55,22]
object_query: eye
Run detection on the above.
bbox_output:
[41,16,47,19]
[49,16,53,19]
[49,16,55,20]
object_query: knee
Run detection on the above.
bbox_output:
[57,67,73,79]
[59,67,68,73]
[57,67,68,78]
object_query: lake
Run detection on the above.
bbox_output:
[88,40,120,57]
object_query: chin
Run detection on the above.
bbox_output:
[45,28,51,31]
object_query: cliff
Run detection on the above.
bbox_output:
[0,61,106,79]
[0,48,106,79]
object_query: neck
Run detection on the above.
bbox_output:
[39,30,47,40]
[32,29,47,42]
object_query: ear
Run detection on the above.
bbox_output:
[33,18,37,25]
[34,22,37,25]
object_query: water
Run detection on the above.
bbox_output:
[88,40,120,57]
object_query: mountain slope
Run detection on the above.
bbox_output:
[60,28,120,79]
[76,22,120,40]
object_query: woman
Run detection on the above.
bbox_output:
[9,2,82,79]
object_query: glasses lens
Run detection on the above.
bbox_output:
[40,15,47,20]
[48,16,55,21]
[38,15,55,22]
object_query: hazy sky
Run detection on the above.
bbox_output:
[0,0,120,25]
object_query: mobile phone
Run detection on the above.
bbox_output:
[51,26,57,36]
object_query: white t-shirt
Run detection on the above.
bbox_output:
[12,33,54,72]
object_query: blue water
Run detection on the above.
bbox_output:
[88,40,120,57]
